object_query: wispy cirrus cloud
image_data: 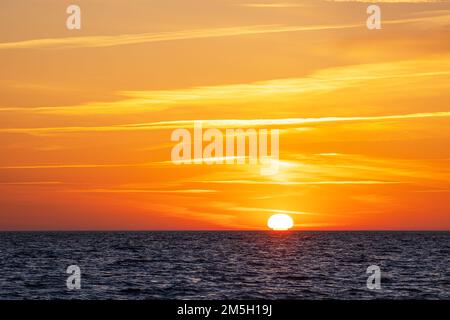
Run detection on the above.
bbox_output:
[64,188,216,194]
[240,2,306,7]
[0,11,448,50]
[195,179,402,185]
[1,56,449,116]
[0,24,360,50]
[0,111,449,135]
[0,163,157,169]
[0,110,448,135]
[0,181,62,185]
[130,111,450,129]
[327,0,448,2]
[229,206,318,215]
[242,0,449,6]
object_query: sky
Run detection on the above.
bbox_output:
[0,0,449,230]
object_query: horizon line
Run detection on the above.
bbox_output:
[0,229,449,232]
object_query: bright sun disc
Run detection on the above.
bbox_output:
[267,214,294,231]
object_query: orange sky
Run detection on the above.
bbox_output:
[0,0,449,230]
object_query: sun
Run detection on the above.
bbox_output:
[267,214,294,231]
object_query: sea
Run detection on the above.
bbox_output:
[0,231,448,299]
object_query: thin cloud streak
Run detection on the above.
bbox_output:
[0,162,159,169]
[196,180,402,185]
[1,59,449,116]
[230,207,318,215]
[0,111,449,134]
[227,206,345,217]
[328,0,447,3]
[0,181,62,185]
[241,3,307,8]
[63,188,217,194]
[0,12,448,50]
[0,24,360,50]
[134,111,450,129]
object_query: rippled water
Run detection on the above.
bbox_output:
[0,232,448,299]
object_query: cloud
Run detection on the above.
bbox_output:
[136,111,450,128]
[196,179,402,185]
[0,163,156,169]
[230,207,318,215]
[414,189,450,192]
[227,206,350,217]
[0,111,448,135]
[0,24,359,50]
[1,55,449,116]
[327,0,448,2]
[0,181,62,185]
[63,188,216,194]
[241,3,306,8]
[0,11,448,50]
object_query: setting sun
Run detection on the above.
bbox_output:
[267,214,294,231]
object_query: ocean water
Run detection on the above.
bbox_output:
[0,231,448,300]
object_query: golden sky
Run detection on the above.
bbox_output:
[0,0,449,230]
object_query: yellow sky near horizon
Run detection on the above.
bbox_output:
[0,0,449,230]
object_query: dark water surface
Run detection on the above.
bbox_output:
[0,232,448,299]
